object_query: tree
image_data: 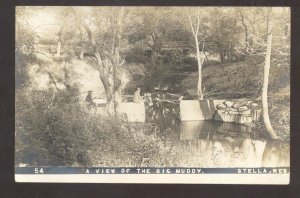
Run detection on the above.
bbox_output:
[236,7,268,55]
[142,8,166,72]
[15,7,36,53]
[235,7,290,139]
[108,7,126,114]
[207,8,243,63]
[71,7,128,114]
[54,8,78,56]
[16,7,36,88]
[185,8,208,100]
[261,8,278,139]
[128,8,188,77]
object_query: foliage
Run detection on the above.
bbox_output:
[16,88,93,166]
[15,86,170,166]
[16,7,37,53]
[181,54,290,138]
[15,7,290,167]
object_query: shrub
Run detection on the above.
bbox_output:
[15,87,166,167]
[15,87,94,166]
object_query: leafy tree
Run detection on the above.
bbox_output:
[235,7,290,139]
[70,7,128,114]
[210,8,243,63]
[16,7,36,53]
[16,7,38,88]
[127,8,190,75]
[261,7,290,139]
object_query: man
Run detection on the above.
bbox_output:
[85,90,96,107]
[133,87,144,103]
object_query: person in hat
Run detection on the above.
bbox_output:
[86,90,96,107]
[133,87,144,103]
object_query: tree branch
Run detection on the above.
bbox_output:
[195,10,200,35]
[186,9,196,36]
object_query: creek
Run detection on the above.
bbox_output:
[144,92,289,167]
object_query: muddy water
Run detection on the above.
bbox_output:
[145,94,290,167]
[179,121,289,167]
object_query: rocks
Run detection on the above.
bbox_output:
[179,99,261,126]
[216,104,226,110]
[232,102,241,109]
[238,106,249,112]
[251,102,259,108]
[216,113,235,123]
[228,108,239,115]
[216,109,225,114]
[224,100,234,108]
[213,100,261,125]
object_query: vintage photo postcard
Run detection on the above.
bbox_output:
[15,6,290,184]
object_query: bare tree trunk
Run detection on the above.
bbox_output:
[57,21,64,56]
[228,44,233,62]
[79,26,85,60]
[220,50,225,64]
[195,36,204,100]
[186,10,204,100]
[94,52,114,114]
[113,62,122,114]
[79,47,84,59]
[148,33,163,84]
[151,51,158,67]
[218,42,225,64]
[239,11,249,49]
[57,39,61,56]
[112,7,125,115]
[262,9,278,139]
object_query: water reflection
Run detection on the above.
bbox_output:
[179,121,289,167]
[180,121,253,140]
[145,93,289,167]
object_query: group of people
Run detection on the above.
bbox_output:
[85,87,145,107]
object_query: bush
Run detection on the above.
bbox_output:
[15,87,94,166]
[15,87,167,167]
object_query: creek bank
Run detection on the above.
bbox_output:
[124,57,289,139]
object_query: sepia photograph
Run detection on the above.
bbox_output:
[15,6,290,183]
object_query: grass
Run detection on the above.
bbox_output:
[16,87,290,167]
[182,56,265,99]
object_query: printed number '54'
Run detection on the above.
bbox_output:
[34,168,44,174]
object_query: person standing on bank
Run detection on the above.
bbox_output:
[133,87,144,103]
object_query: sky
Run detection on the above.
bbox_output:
[25,7,61,41]
[18,6,290,43]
